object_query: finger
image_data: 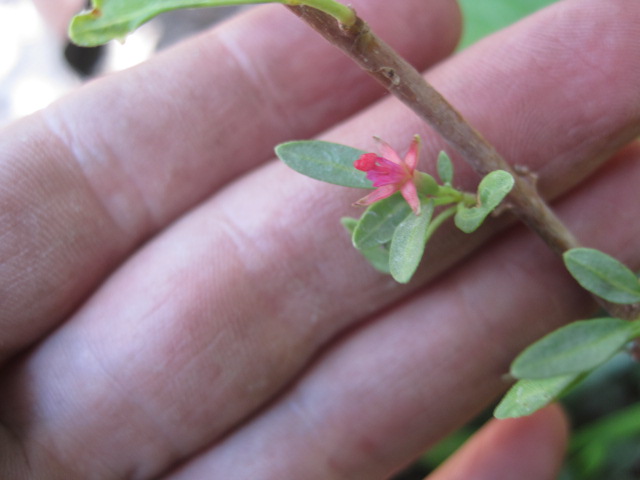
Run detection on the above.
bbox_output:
[157,0,640,473]
[166,143,640,479]
[0,0,461,363]
[428,405,568,480]
[3,0,639,477]
[31,0,84,37]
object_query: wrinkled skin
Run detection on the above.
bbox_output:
[4,0,640,478]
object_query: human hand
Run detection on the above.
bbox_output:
[31,0,84,38]
[1,0,639,478]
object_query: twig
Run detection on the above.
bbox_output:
[287,5,640,320]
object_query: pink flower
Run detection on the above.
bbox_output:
[354,136,422,215]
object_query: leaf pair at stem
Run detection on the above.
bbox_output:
[276,138,514,283]
[496,248,640,418]
[343,194,449,283]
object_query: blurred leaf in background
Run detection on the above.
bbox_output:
[458,0,560,49]
[560,354,640,480]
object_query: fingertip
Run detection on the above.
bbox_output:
[529,403,570,452]
[495,403,570,472]
[429,404,569,480]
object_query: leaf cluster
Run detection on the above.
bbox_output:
[496,248,640,419]
[276,140,514,283]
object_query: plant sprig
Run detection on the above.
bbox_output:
[495,249,640,419]
[69,0,355,46]
[276,139,514,283]
[67,0,640,428]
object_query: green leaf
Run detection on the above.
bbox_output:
[340,217,358,233]
[454,170,514,233]
[563,248,640,304]
[511,318,635,379]
[415,172,440,196]
[568,402,640,477]
[458,0,560,50]
[436,151,454,185]
[70,0,288,46]
[389,199,434,283]
[477,169,514,210]
[276,140,371,189]
[358,244,391,274]
[342,217,390,274]
[494,373,582,419]
[352,193,412,249]
[571,402,640,451]
[454,203,486,234]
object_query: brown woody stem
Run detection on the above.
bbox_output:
[287,5,640,320]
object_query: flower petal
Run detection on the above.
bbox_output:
[400,180,421,215]
[354,153,379,171]
[354,184,398,206]
[374,137,402,165]
[367,158,406,187]
[403,135,421,171]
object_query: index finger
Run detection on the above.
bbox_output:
[0,0,461,363]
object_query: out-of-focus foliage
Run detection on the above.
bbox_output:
[458,0,560,49]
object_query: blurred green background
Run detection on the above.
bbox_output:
[458,0,558,49]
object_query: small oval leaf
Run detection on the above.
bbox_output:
[477,169,514,211]
[352,193,412,249]
[454,203,488,233]
[358,244,391,274]
[454,170,514,233]
[340,217,358,234]
[342,217,389,273]
[494,373,582,419]
[415,172,440,196]
[389,199,434,283]
[511,318,634,379]
[276,140,371,189]
[436,151,454,184]
[563,248,640,304]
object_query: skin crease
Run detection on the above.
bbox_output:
[2,0,640,478]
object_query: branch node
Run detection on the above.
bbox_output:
[514,164,539,188]
[379,67,400,86]
[338,6,358,31]
[492,201,515,217]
